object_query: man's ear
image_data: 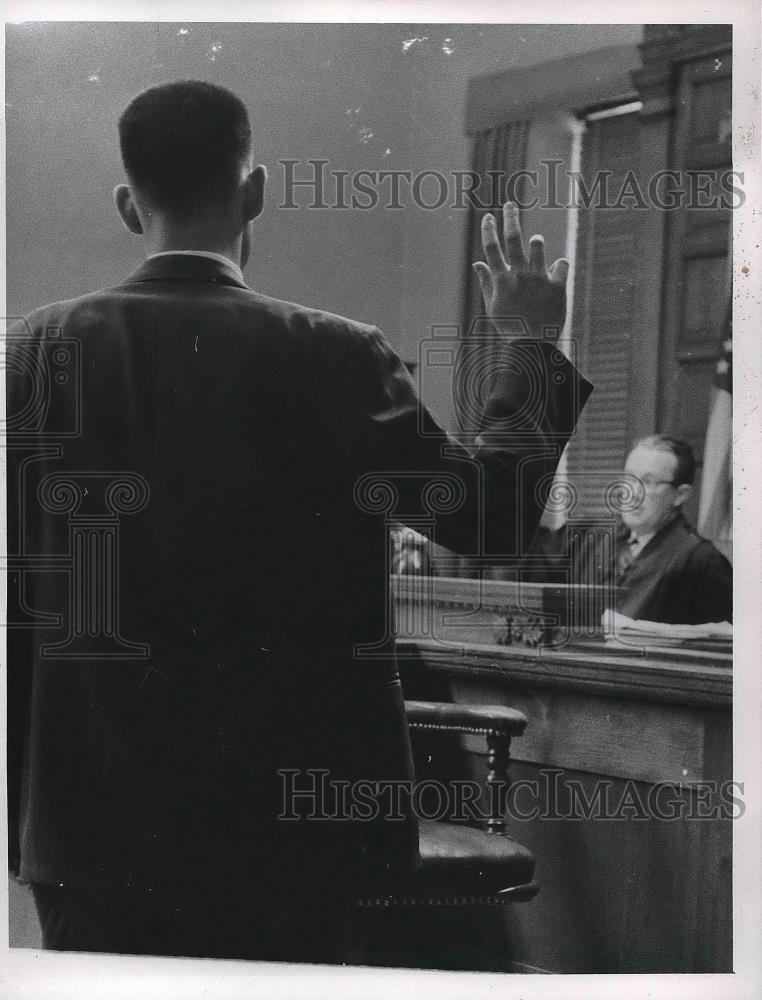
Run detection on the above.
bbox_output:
[242,165,267,222]
[673,483,692,509]
[113,185,144,235]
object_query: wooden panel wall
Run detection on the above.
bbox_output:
[658,50,732,525]
[397,648,733,974]
[632,26,733,526]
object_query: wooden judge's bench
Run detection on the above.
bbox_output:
[389,574,732,974]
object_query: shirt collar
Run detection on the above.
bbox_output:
[627,510,685,556]
[147,250,244,284]
[627,531,655,557]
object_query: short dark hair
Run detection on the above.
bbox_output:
[632,434,697,486]
[118,80,252,215]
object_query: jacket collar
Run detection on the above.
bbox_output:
[619,509,689,558]
[124,253,249,290]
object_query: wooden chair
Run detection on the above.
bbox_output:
[358,699,539,908]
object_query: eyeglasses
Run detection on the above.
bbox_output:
[639,476,678,491]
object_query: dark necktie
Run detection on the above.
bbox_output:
[617,534,639,581]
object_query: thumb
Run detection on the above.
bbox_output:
[472,262,493,306]
[549,258,570,287]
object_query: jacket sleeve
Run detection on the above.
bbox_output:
[352,327,593,559]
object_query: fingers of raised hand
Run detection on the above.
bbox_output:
[549,257,570,287]
[480,213,508,273]
[472,261,494,305]
[528,235,547,276]
[502,202,527,268]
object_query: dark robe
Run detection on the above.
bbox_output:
[609,513,732,624]
[518,513,732,625]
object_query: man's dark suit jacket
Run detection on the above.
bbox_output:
[7,254,591,895]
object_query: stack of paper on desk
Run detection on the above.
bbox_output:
[602,610,733,646]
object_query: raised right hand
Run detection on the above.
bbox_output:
[472,202,569,340]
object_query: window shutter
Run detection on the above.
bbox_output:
[565,110,641,518]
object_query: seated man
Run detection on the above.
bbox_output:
[610,434,732,624]
[442,435,731,629]
[515,435,732,625]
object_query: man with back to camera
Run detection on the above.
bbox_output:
[6,80,591,962]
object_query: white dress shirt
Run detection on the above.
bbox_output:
[147,249,244,284]
[627,531,655,559]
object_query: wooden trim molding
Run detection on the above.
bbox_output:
[639,24,733,68]
[465,43,641,134]
[392,575,732,710]
[397,639,731,710]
